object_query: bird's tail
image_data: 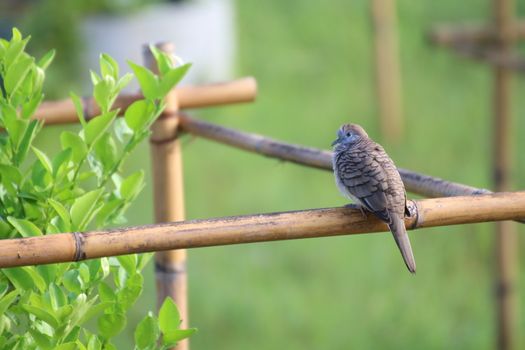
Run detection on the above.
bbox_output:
[388,216,416,273]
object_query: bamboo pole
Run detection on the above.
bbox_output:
[144,43,189,350]
[0,192,524,269]
[493,0,517,349]
[371,0,404,142]
[33,77,257,125]
[429,21,525,46]
[440,44,525,72]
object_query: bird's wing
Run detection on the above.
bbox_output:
[339,150,391,223]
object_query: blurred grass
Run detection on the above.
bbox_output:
[37,0,525,348]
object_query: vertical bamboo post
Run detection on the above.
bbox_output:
[144,43,189,350]
[370,0,403,143]
[492,0,517,349]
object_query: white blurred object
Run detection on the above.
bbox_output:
[81,0,236,93]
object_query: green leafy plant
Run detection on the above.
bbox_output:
[0,28,195,349]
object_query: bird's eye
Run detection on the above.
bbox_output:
[346,132,351,137]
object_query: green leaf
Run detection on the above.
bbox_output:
[22,304,60,328]
[15,119,41,164]
[37,49,56,70]
[61,131,88,163]
[4,37,28,69]
[70,188,103,230]
[11,27,22,41]
[120,171,144,200]
[97,312,126,339]
[4,55,34,95]
[124,99,155,132]
[77,301,114,326]
[84,110,118,146]
[127,61,160,100]
[52,148,72,178]
[135,313,159,350]
[22,266,47,292]
[93,133,118,172]
[95,198,124,227]
[48,199,71,229]
[32,146,53,174]
[163,328,197,346]
[100,53,119,80]
[87,334,102,350]
[0,290,19,315]
[21,93,43,119]
[98,282,116,303]
[116,255,137,275]
[36,264,57,285]
[159,63,191,96]
[7,216,43,237]
[62,270,82,294]
[3,104,25,147]
[49,283,67,310]
[3,267,36,291]
[159,297,180,335]
[149,45,173,75]
[0,164,22,186]
[28,329,54,349]
[31,66,45,95]
[118,272,143,309]
[55,343,77,350]
[137,253,153,272]
[116,73,133,92]
[93,78,113,113]
[70,92,86,127]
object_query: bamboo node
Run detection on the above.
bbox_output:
[155,261,186,274]
[406,200,421,229]
[73,232,86,261]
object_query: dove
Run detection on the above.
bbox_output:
[332,123,416,273]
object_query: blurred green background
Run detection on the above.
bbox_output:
[3,0,525,348]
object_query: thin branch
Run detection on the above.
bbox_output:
[1,191,524,268]
[177,113,491,198]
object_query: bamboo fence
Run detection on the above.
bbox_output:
[1,191,524,269]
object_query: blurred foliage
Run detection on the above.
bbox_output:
[0,0,160,98]
[0,28,193,348]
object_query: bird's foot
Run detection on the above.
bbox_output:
[344,203,368,219]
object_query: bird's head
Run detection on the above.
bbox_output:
[331,123,368,147]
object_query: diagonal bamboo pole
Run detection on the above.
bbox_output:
[144,43,189,350]
[0,192,524,269]
[177,114,493,198]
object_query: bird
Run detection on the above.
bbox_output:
[331,123,416,273]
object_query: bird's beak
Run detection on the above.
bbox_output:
[331,137,341,146]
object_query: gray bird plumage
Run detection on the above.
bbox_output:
[332,123,416,273]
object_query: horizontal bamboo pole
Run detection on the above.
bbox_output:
[33,77,257,125]
[428,29,525,72]
[446,44,525,72]
[429,22,525,45]
[0,192,524,268]
[177,114,491,198]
